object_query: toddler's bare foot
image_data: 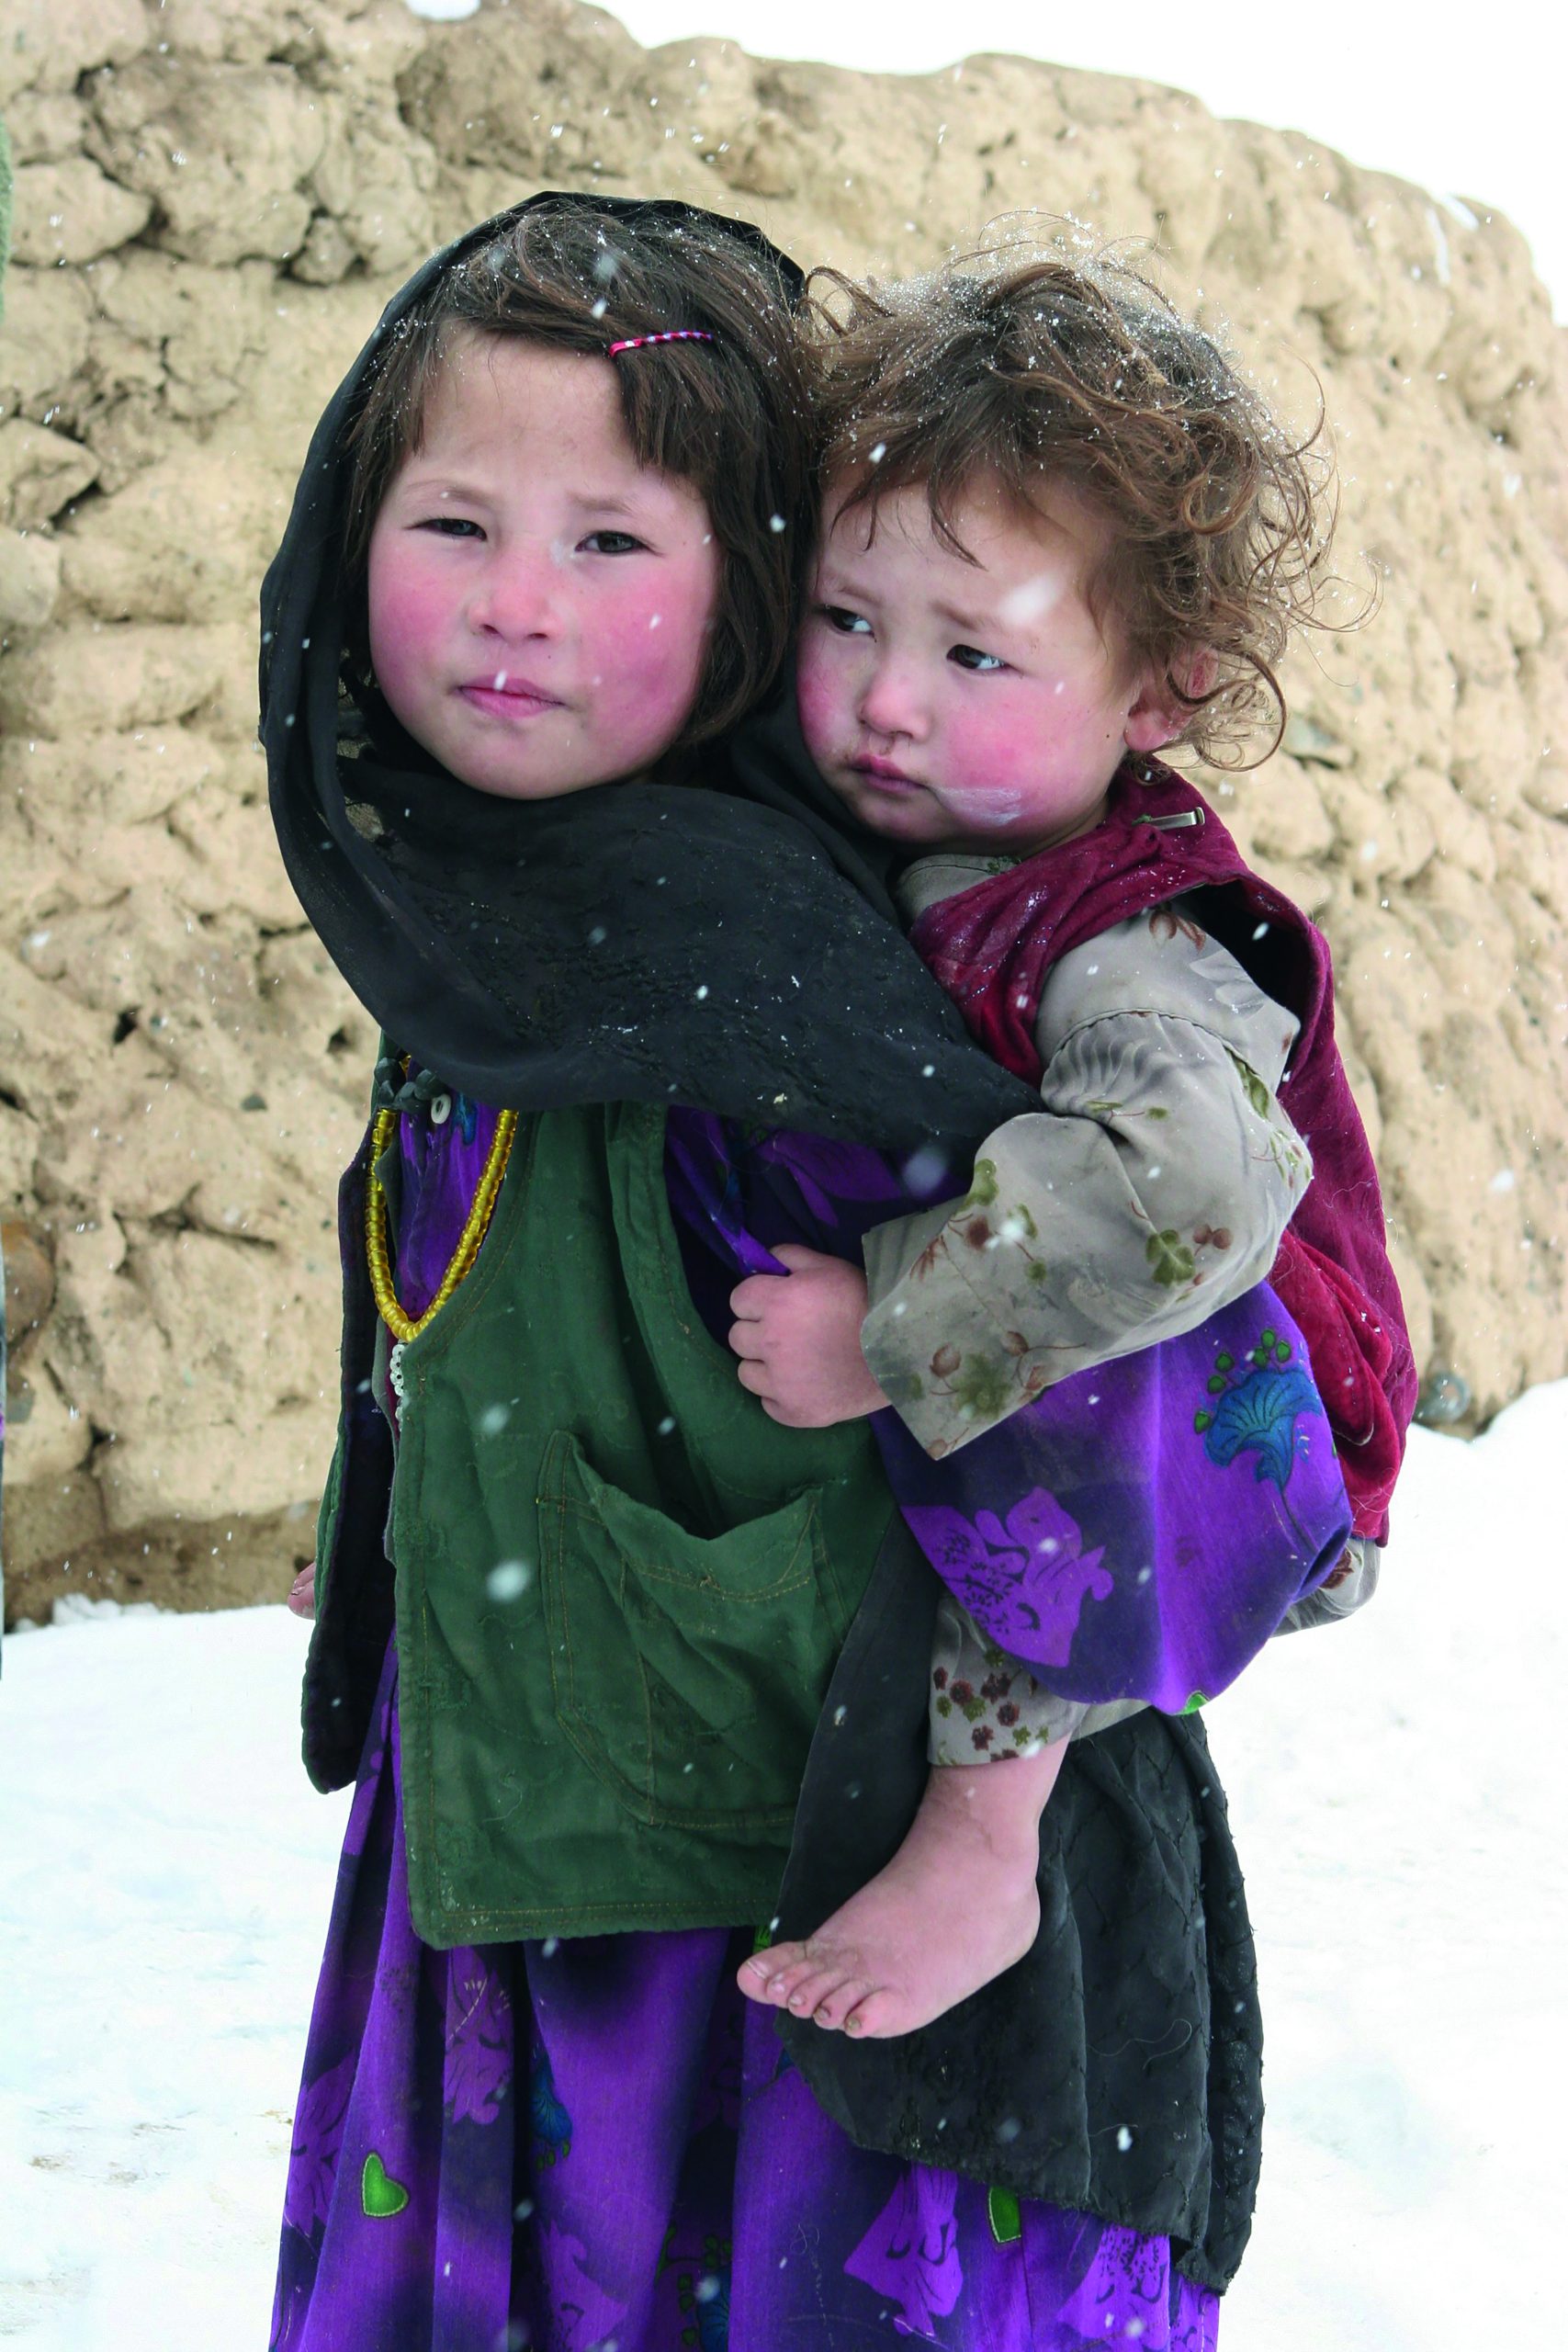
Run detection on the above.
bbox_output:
[739,1740,1066,2039]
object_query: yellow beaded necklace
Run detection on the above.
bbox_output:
[365,1100,518,1346]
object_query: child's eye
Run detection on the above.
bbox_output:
[581,529,648,556]
[950,644,1007,673]
[818,605,872,637]
[416,516,484,539]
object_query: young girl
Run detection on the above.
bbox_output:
[736,253,1413,2051]
[266,195,1352,2349]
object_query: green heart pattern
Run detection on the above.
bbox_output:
[987,2184,1022,2245]
[361,2150,411,2218]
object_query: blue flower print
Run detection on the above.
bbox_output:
[689,2266,730,2351]
[1195,1329,1326,1556]
[671,2236,732,2352]
[1195,1330,1323,1493]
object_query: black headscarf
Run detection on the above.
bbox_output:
[261,191,1035,1152]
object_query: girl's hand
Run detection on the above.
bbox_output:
[728,1243,890,1427]
[287,1564,317,1621]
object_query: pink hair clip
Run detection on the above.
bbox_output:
[606,329,716,357]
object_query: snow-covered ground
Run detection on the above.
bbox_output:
[2,1388,1563,2347]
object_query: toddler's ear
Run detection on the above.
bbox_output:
[1122,649,1218,753]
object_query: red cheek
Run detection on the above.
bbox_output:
[595,612,687,689]
[795,648,844,760]
[950,705,1040,784]
[580,600,708,742]
[367,557,449,692]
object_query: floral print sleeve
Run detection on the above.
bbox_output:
[928,1592,1151,1764]
[861,896,1312,1457]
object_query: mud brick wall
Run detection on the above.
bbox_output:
[2,0,1563,1617]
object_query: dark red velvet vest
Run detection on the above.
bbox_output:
[909,757,1416,1543]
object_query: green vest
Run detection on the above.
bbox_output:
[363,1101,893,1948]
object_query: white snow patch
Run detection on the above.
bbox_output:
[1,1388,1565,2345]
[0,1606,353,2345]
[1221,1380,1567,2349]
[401,0,479,20]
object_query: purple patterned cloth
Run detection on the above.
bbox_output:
[272,1091,1233,2346]
[667,1111,1351,1713]
[272,1641,1221,2351]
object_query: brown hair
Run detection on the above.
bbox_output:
[341,200,814,747]
[810,239,1337,763]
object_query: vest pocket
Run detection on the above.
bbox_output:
[537,1429,840,1831]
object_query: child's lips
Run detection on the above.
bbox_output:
[851,754,923,794]
[457,676,566,719]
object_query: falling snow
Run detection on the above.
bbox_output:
[484,1559,532,1601]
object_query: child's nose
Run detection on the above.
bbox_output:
[857,660,927,741]
[468,547,562,638]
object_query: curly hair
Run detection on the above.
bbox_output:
[808,237,1337,764]
[340,199,814,748]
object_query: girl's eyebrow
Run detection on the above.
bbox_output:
[392,468,493,505]
[567,490,642,517]
[393,470,649,521]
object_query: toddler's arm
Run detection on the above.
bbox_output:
[861,898,1311,1456]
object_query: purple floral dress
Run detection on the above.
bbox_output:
[270,1095,1224,2351]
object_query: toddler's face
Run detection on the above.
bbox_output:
[797,474,1179,854]
[367,334,720,799]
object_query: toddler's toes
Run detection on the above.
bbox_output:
[737,1942,806,2007]
[809,1973,878,2031]
[784,1962,850,2022]
[733,1947,784,2004]
[838,1984,908,2041]
[761,1950,825,2010]
[737,1953,776,2005]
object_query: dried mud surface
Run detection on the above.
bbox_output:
[2,0,1564,1619]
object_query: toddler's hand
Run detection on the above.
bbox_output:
[728,1243,889,1427]
[287,1563,317,1621]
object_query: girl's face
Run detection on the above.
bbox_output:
[796,473,1182,854]
[367,334,721,798]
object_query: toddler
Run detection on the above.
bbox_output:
[739,249,1410,2040]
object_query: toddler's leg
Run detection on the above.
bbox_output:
[739,1744,1065,2038]
[738,1597,1083,2039]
